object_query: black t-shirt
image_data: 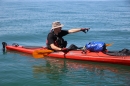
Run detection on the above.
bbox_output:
[46,30,69,49]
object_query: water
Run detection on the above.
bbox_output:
[0,0,130,86]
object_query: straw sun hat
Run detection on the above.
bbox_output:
[51,21,64,29]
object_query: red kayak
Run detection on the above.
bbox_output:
[2,42,130,66]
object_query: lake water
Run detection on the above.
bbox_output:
[0,0,130,86]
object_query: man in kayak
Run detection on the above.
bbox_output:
[46,21,90,51]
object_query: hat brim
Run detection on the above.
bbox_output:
[51,24,64,29]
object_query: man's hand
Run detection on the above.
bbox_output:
[80,28,90,33]
[61,48,69,52]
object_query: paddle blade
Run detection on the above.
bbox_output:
[106,43,113,47]
[33,49,53,58]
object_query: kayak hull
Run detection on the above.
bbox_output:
[5,45,130,66]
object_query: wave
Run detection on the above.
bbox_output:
[91,28,130,32]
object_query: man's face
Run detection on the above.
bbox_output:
[55,27,62,33]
